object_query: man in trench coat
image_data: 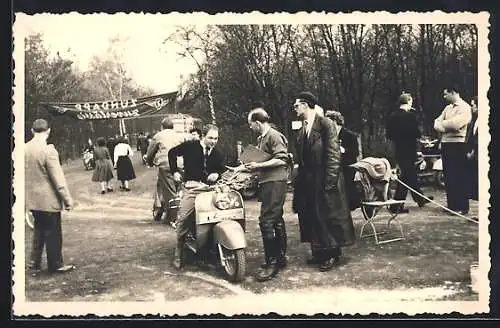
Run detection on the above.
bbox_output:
[292,92,355,272]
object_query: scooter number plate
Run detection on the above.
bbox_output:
[196,208,244,225]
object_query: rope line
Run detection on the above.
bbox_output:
[392,176,479,224]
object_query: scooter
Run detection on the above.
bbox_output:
[82,150,95,170]
[181,174,247,282]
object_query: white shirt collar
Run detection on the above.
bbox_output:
[304,111,316,134]
[399,104,412,111]
[200,140,211,154]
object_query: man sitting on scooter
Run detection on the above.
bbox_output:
[168,124,225,269]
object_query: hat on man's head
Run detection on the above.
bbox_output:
[296,91,318,109]
[32,118,50,133]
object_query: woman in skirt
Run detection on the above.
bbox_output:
[113,136,136,191]
[91,137,114,194]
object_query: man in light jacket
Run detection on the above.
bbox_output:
[146,117,185,222]
[25,119,75,275]
[434,86,472,214]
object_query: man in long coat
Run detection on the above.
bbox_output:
[292,92,355,272]
[325,110,360,211]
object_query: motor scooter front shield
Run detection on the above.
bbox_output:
[195,191,245,226]
[213,220,247,250]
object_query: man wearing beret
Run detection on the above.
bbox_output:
[25,118,75,275]
[292,91,355,272]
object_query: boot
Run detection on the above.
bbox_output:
[256,237,279,282]
[172,240,184,270]
[275,220,288,269]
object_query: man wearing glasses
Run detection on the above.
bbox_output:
[292,92,355,272]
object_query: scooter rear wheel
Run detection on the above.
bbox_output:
[220,246,246,283]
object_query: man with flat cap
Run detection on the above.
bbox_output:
[292,91,355,272]
[25,118,75,275]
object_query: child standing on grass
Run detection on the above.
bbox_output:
[113,136,136,191]
[91,137,114,194]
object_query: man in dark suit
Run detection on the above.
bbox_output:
[25,119,75,275]
[292,92,355,272]
[386,92,433,213]
[326,110,360,211]
[168,124,225,269]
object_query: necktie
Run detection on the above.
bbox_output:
[204,147,209,169]
[304,121,309,138]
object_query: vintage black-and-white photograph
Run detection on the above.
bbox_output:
[12,12,490,316]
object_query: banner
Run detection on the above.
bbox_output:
[40,92,178,120]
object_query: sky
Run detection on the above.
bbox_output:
[17,13,201,94]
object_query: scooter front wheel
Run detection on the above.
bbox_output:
[219,246,246,283]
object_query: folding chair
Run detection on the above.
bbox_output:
[351,158,407,245]
[359,199,406,245]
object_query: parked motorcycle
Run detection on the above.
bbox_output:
[181,174,247,283]
[82,150,95,170]
[415,138,444,188]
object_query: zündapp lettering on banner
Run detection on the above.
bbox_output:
[40,92,177,120]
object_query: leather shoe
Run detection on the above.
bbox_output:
[319,257,336,272]
[172,258,182,270]
[255,262,279,282]
[50,264,75,274]
[28,265,41,277]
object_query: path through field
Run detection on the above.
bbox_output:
[21,153,484,315]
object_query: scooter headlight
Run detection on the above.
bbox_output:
[213,190,242,210]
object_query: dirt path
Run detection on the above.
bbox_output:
[22,153,481,309]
